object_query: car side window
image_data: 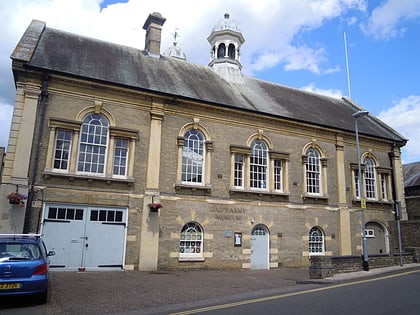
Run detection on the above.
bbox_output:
[0,244,6,257]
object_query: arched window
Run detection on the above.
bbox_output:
[252,225,267,236]
[49,111,136,181]
[306,148,321,194]
[231,136,288,193]
[182,129,205,184]
[179,222,203,259]
[228,43,235,59]
[217,43,226,58]
[309,227,325,255]
[250,139,268,189]
[78,113,109,174]
[364,157,376,199]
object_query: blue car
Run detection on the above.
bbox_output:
[0,234,55,304]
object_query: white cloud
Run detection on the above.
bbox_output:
[301,83,343,99]
[284,45,326,74]
[378,95,420,164]
[361,0,420,39]
[324,65,341,74]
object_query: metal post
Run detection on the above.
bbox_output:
[395,200,403,266]
[353,110,369,271]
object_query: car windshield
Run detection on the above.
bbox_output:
[0,243,41,261]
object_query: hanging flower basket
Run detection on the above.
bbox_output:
[7,192,27,205]
[149,202,162,212]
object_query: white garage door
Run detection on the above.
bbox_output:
[41,204,127,271]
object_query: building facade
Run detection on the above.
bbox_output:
[403,162,420,220]
[0,13,407,271]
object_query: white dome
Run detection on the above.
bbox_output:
[212,13,241,33]
[164,42,186,60]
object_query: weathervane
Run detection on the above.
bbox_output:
[171,28,180,45]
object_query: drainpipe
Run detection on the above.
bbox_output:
[388,142,403,266]
[23,74,49,233]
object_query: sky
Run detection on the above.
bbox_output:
[0,0,419,164]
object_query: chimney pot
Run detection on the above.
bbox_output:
[143,12,166,57]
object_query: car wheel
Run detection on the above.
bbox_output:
[37,290,48,304]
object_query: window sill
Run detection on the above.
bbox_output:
[175,182,211,194]
[309,253,326,257]
[178,256,205,262]
[352,199,394,206]
[230,188,288,196]
[43,170,135,186]
[229,188,290,200]
[302,194,329,201]
[352,198,393,204]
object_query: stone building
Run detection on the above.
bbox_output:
[403,162,420,220]
[0,12,407,271]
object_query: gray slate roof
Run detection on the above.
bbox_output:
[403,162,420,188]
[11,20,407,143]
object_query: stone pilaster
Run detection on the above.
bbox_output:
[336,136,352,255]
[139,100,164,271]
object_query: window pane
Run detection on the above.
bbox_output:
[182,130,205,184]
[78,114,108,174]
[48,207,57,219]
[234,154,244,187]
[53,130,72,170]
[381,174,388,200]
[66,208,75,220]
[115,211,123,222]
[90,210,98,221]
[57,208,66,219]
[113,138,129,176]
[274,159,282,191]
[180,222,203,255]
[250,140,267,189]
[354,171,360,198]
[364,157,376,199]
[309,227,324,254]
[75,209,84,220]
[107,210,115,222]
[99,210,107,221]
[252,226,266,236]
[306,148,320,194]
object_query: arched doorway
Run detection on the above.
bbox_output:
[365,221,389,255]
[250,224,269,269]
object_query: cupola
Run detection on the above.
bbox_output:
[164,30,187,60]
[207,13,245,83]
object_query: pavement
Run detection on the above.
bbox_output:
[1,263,420,314]
[299,263,420,284]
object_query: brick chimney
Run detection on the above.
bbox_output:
[143,12,166,57]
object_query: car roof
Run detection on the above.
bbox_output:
[0,234,42,244]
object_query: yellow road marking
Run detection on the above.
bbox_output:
[169,269,420,315]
